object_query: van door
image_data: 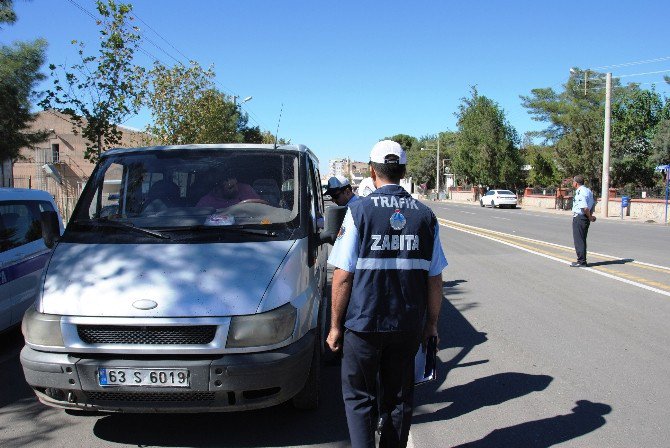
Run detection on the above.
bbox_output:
[306,157,325,285]
[0,200,53,329]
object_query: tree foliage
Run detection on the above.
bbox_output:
[40,0,145,162]
[521,69,611,191]
[610,85,669,188]
[455,87,521,188]
[146,61,262,145]
[0,0,49,165]
[522,142,561,187]
[652,119,670,167]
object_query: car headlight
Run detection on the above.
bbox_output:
[21,306,64,347]
[226,303,297,348]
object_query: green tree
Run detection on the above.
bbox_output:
[40,0,145,162]
[146,61,261,144]
[522,141,560,187]
[652,119,670,166]
[521,69,618,192]
[258,130,289,145]
[455,87,521,188]
[406,132,458,189]
[610,85,669,188]
[383,134,418,153]
[146,61,215,144]
[0,0,49,175]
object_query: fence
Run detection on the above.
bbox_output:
[10,175,83,223]
[612,186,668,199]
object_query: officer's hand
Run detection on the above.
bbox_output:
[327,327,343,352]
[422,322,439,348]
[590,216,596,222]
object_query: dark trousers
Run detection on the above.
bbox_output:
[572,215,591,264]
[341,329,420,448]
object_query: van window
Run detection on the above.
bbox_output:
[0,201,54,253]
[71,149,300,237]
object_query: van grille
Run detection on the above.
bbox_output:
[77,325,216,345]
[86,391,216,402]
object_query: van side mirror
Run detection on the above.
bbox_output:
[40,211,61,248]
[319,205,347,245]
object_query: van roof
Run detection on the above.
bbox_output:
[0,188,56,202]
[103,143,319,164]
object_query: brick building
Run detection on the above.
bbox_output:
[7,110,151,220]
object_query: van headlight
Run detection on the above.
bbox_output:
[226,303,297,348]
[21,306,64,348]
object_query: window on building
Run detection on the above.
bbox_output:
[51,143,60,163]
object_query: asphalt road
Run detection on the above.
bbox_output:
[1,201,668,447]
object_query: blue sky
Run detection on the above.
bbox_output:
[5,0,670,172]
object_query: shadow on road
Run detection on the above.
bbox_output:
[0,327,66,447]
[414,372,553,423]
[587,258,635,267]
[452,400,612,448]
[92,363,350,447]
[415,279,487,406]
[0,327,34,408]
[414,280,612,446]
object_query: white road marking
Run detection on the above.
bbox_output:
[438,219,670,298]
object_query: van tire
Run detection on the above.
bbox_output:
[292,334,321,410]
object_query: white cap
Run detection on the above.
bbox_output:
[357,177,376,197]
[325,175,350,195]
[370,140,407,165]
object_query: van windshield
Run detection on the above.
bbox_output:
[72,149,299,230]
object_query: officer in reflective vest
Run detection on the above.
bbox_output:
[327,140,448,448]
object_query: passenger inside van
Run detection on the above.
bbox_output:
[142,179,182,212]
[196,168,262,208]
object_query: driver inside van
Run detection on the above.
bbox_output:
[196,168,261,208]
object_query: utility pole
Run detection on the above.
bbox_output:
[436,136,440,197]
[601,72,612,218]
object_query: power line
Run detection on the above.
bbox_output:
[592,56,670,71]
[131,12,191,63]
[615,69,670,79]
[63,0,267,129]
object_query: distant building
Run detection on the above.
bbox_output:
[327,158,370,189]
[328,158,348,179]
[10,110,152,220]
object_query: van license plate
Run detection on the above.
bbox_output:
[98,368,190,387]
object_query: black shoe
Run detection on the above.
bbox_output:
[570,262,588,267]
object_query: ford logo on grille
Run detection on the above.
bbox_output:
[133,300,158,310]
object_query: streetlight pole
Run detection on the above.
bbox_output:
[233,95,253,107]
[601,73,611,218]
[421,137,440,199]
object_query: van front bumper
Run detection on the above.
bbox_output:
[21,331,315,413]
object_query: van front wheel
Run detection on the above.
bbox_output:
[292,335,321,410]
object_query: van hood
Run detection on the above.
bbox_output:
[40,240,295,317]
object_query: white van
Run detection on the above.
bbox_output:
[0,188,64,333]
[20,144,345,412]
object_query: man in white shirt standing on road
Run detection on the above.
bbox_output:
[570,175,596,267]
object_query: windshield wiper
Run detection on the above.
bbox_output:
[166,225,280,237]
[72,219,170,239]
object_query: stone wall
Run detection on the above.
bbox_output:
[522,193,669,223]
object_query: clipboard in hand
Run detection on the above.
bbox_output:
[414,336,437,385]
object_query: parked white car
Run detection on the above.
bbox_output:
[0,188,63,333]
[480,189,518,208]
